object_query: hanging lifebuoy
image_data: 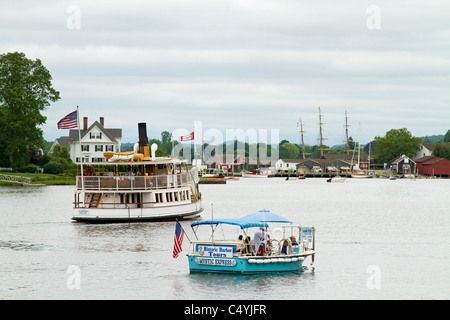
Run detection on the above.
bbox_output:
[272,227,283,241]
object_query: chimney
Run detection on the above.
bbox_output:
[99,117,104,126]
[83,117,88,131]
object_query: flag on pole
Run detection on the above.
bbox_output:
[173,220,184,258]
[57,110,78,129]
[180,132,194,142]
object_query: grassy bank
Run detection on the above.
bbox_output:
[0,172,76,186]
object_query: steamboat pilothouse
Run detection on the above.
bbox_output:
[71,123,203,223]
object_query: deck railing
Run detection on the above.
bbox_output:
[76,171,196,191]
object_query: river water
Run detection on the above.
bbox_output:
[0,178,449,300]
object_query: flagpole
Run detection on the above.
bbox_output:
[176,219,191,243]
[76,106,85,208]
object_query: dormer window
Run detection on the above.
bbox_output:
[90,132,102,139]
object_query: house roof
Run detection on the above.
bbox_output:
[66,121,122,143]
[421,142,450,151]
[415,156,437,163]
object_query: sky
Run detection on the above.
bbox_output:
[1,0,449,147]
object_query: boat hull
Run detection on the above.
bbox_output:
[242,172,270,178]
[187,254,308,274]
[351,174,374,178]
[72,201,203,223]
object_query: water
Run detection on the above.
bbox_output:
[1,178,449,300]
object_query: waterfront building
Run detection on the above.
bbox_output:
[51,117,122,163]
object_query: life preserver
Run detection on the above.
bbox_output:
[272,227,283,241]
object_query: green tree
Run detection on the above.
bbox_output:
[0,52,60,168]
[46,144,76,175]
[444,130,450,143]
[279,142,300,159]
[433,143,450,160]
[373,128,421,163]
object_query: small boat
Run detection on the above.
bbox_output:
[242,169,272,178]
[327,176,346,183]
[186,209,316,274]
[351,171,375,178]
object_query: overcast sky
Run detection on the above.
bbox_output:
[1,0,449,146]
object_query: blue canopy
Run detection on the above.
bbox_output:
[191,218,268,230]
[240,209,293,224]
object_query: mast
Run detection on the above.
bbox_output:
[317,107,327,158]
[357,122,361,170]
[344,110,351,155]
[297,118,306,159]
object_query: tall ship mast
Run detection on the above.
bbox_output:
[317,107,327,158]
[297,117,306,159]
[72,122,203,223]
[344,110,351,155]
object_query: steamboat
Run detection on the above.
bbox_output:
[72,123,203,223]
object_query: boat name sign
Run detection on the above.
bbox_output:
[197,245,233,258]
[301,227,313,248]
[195,257,237,267]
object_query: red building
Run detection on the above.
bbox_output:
[416,156,450,177]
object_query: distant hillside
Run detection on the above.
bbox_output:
[421,135,444,143]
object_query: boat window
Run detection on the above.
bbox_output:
[174,192,179,201]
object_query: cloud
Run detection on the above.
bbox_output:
[1,0,449,146]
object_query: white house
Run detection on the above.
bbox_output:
[413,143,435,160]
[52,117,122,163]
[275,159,301,172]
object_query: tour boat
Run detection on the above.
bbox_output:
[186,209,315,274]
[71,123,203,223]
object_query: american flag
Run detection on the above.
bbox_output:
[57,110,78,129]
[173,220,184,258]
[180,132,194,142]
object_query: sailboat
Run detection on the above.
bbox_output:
[351,124,375,179]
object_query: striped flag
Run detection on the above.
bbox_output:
[173,220,184,258]
[180,132,194,142]
[57,110,78,129]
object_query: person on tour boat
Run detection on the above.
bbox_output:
[253,227,265,251]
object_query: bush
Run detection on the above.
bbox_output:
[43,161,64,174]
[23,164,38,173]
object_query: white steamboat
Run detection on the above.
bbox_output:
[72,123,203,223]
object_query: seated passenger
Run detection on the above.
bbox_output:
[281,239,289,255]
[243,236,252,254]
[236,235,244,252]
[290,236,298,246]
[256,242,265,256]
[266,239,272,256]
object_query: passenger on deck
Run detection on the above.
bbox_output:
[243,236,252,254]
[266,236,273,255]
[253,227,265,252]
[281,239,289,255]
[236,235,244,252]
[290,236,298,246]
[256,242,265,256]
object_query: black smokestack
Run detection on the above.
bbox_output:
[138,123,148,149]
